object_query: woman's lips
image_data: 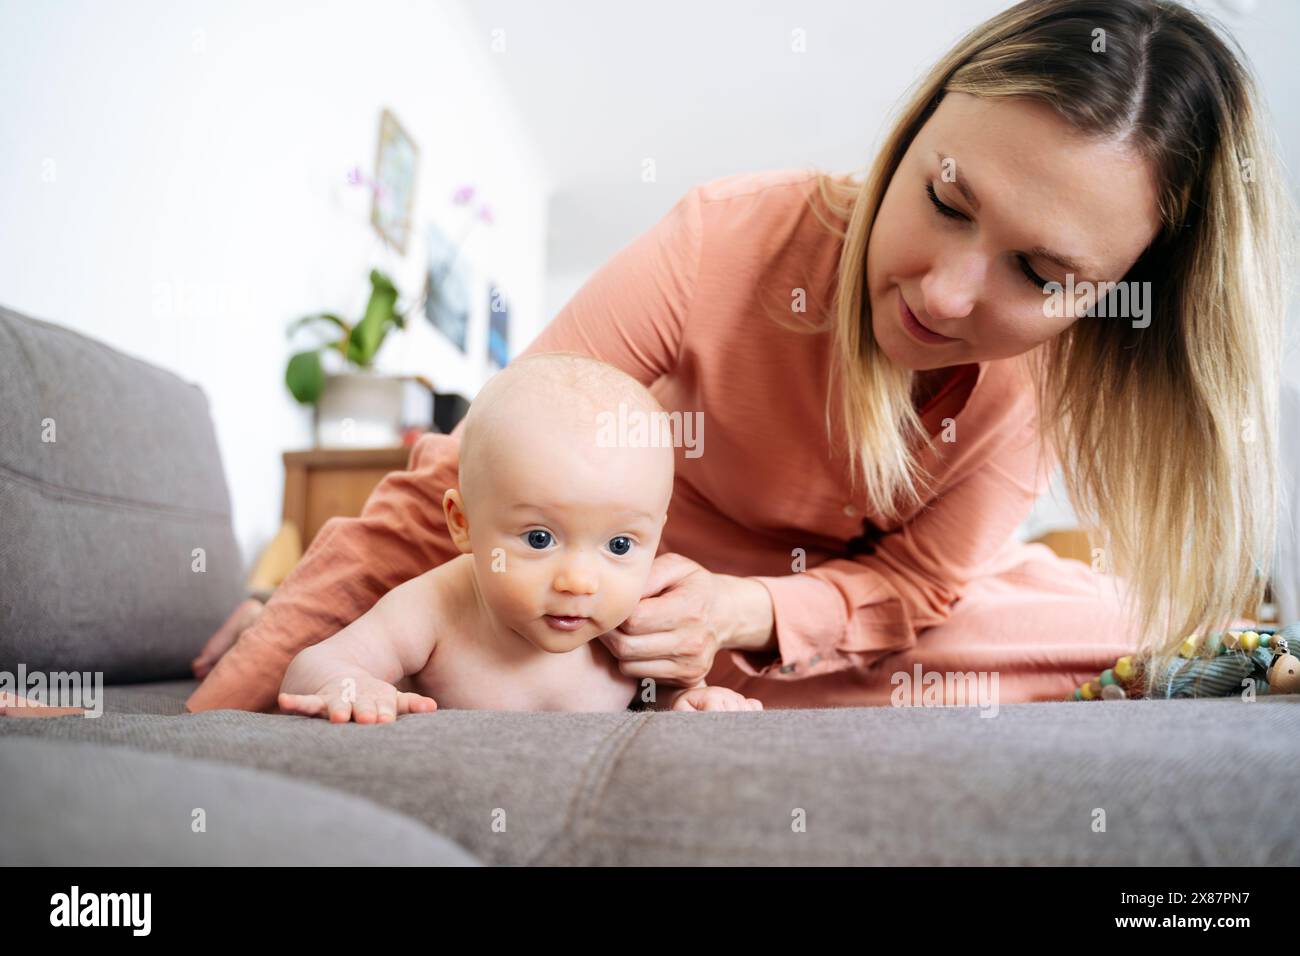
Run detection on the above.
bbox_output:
[544,615,590,632]
[899,290,958,344]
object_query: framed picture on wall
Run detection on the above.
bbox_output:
[488,283,510,370]
[370,108,418,254]
[424,222,470,352]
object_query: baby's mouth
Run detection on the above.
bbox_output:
[543,614,590,633]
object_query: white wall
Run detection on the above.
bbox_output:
[0,0,552,569]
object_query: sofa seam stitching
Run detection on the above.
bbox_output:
[523,712,650,865]
[0,461,233,521]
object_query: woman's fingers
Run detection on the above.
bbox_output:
[637,552,700,599]
[601,627,686,662]
[193,597,264,677]
[614,659,697,685]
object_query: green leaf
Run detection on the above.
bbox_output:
[350,270,400,367]
[287,312,351,342]
[285,349,326,404]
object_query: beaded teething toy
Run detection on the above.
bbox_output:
[1070,624,1300,701]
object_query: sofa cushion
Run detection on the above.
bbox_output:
[0,736,480,865]
[0,305,244,682]
[4,687,1298,865]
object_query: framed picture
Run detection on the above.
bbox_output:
[370,108,418,254]
[424,222,470,352]
[488,283,510,370]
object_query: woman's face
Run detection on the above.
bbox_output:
[867,91,1163,370]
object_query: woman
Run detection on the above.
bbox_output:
[189,0,1292,712]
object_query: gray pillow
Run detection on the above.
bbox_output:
[0,305,244,682]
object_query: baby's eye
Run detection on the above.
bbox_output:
[607,536,633,556]
[524,530,553,550]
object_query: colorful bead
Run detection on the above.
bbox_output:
[1099,668,1116,686]
[1179,635,1200,658]
[1241,631,1260,652]
[1080,682,1096,700]
[1072,688,1083,700]
[1101,684,1127,700]
[1115,656,1134,680]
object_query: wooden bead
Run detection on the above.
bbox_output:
[1179,635,1201,658]
[1221,632,1241,651]
[1114,656,1134,680]
[1268,653,1300,694]
[1241,631,1260,652]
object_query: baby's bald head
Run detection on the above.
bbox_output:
[445,352,676,652]
[457,352,673,508]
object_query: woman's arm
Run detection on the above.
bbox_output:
[186,432,465,713]
[734,413,1050,681]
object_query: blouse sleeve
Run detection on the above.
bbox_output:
[519,184,703,382]
[186,186,705,713]
[732,406,1052,680]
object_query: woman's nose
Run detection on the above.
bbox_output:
[920,250,986,323]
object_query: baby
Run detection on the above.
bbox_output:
[277,352,763,720]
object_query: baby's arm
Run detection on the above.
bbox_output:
[278,570,443,723]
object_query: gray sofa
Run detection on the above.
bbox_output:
[2,304,1298,866]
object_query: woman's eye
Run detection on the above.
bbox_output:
[927,183,1050,292]
[607,536,633,556]
[926,183,966,221]
[1017,256,1050,291]
[524,530,552,550]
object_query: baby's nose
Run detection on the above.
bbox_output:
[553,561,599,595]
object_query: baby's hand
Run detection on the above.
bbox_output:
[671,685,763,712]
[278,670,438,724]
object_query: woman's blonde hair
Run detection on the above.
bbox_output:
[778,0,1296,696]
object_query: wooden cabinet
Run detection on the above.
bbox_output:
[282,446,413,548]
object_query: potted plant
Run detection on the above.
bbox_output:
[285,269,415,446]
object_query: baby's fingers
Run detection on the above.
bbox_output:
[278,692,328,718]
[396,692,438,715]
[351,697,379,723]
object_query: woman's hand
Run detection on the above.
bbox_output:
[599,552,775,687]
[192,596,264,679]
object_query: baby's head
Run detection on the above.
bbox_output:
[443,352,674,652]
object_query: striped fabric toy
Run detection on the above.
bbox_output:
[1071,622,1300,701]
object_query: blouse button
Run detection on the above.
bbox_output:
[843,504,858,517]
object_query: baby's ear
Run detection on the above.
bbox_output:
[442,488,472,554]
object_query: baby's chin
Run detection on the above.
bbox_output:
[515,617,604,653]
